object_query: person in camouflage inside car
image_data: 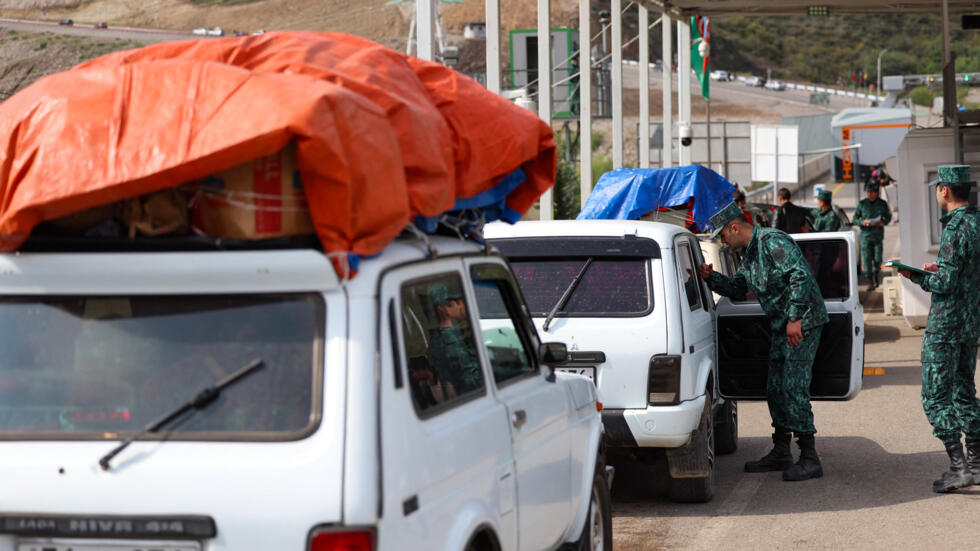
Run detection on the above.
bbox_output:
[426,284,483,397]
[698,201,829,482]
[811,189,841,232]
[852,181,893,290]
[897,164,980,493]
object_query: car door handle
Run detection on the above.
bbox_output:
[512,409,527,428]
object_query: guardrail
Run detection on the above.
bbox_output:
[619,59,884,103]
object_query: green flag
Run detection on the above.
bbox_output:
[690,16,709,101]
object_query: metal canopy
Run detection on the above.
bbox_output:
[638,0,980,17]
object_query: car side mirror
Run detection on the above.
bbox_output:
[539,342,568,364]
[539,342,567,382]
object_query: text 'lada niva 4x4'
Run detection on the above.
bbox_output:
[0,234,611,551]
[487,221,864,503]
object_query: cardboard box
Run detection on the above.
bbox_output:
[191,144,314,239]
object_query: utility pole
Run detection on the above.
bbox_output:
[876,48,888,101]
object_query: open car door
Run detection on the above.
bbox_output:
[714,231,864,400]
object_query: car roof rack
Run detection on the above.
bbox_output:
[17,233,323,253]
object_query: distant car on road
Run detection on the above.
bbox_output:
[58,19,73,26]
[765,79,787,91]
[252,29,266,35]
[94,22,108,29]
[744,76,764,87]
[710,70,734,81]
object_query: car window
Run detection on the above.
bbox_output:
[471,270,537,385]
[675,240,702,311]
[400,273,486,415]
[507,258,652,317]
[0,294,323,439]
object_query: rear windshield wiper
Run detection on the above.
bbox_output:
[98,358,265,471]
[543,258,593,332]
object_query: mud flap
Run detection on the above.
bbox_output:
[665,428,710,478]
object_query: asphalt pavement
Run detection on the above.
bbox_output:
[610,219,980,550]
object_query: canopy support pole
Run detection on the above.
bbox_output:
[416,0,435,61]
[486,0,501,94]
[662,12,673,168]
[612,0,624,168]
[677,19,691,166]
[639,4,650,168]
[537,0,553,219]
[579,0,593,205]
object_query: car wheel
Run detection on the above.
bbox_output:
[668,388,715,503]
[571,456,613,551]
[714,399,738,454]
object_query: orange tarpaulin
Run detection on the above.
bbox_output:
[0,31,555,271]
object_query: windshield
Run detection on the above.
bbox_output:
[503,258,653,317]
[0,294,323,439]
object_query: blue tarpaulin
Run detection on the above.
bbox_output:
[577,165,736,232]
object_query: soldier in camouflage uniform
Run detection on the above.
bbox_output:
[426,284,483,397]
[898,165,980,493]
[852,181,892,290]
[698,202,829,482]
[811,189,841,232]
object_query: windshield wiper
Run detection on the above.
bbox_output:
[542,258,594,332]
[98,358,265,471]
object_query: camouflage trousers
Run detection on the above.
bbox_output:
[768,324,823,434]
[860,234,883,279]
[921,334,980,444]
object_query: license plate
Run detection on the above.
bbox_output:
[18,540,200,551]
[555,367,596,383]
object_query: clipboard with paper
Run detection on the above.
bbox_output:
[885,260,932,276]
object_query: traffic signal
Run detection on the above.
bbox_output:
[966,74,972,82]
[929,76,936,83]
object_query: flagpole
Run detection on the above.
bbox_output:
[706,98,711,170]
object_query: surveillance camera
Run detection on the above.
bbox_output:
[679,123,693,147]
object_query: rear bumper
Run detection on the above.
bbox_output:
[601,394,706,448]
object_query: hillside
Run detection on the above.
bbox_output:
[3,1,980,92]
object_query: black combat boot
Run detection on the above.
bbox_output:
[934,441,975,493]
[966,440,980,482]
[782,433,823,481]
[745,430,794,472]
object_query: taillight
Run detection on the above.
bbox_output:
[309,529,375,551]
[648,354,682,405]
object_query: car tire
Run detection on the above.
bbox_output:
[667,388,715,503]
[714,399,738,455]
[570,456,613,551]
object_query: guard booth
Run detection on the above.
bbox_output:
[508,28,579,118]
[895,126,980,328]
[831,108,913,183]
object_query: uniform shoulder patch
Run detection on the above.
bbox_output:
[770,245,787,263]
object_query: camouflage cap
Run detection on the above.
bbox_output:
[429,284,462,305]
[928,164,974,186]
[709,201,744,239]
[817,189,833,202]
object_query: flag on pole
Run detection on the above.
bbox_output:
[690,16,709,100]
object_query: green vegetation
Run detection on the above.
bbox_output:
[38,41,47,50]
[708,14,980,87]
[910,85,933,107]
[554,159,580,220]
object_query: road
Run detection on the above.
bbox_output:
[0,17,198,44]
[609,224,980,550]
[621,64,871,116]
